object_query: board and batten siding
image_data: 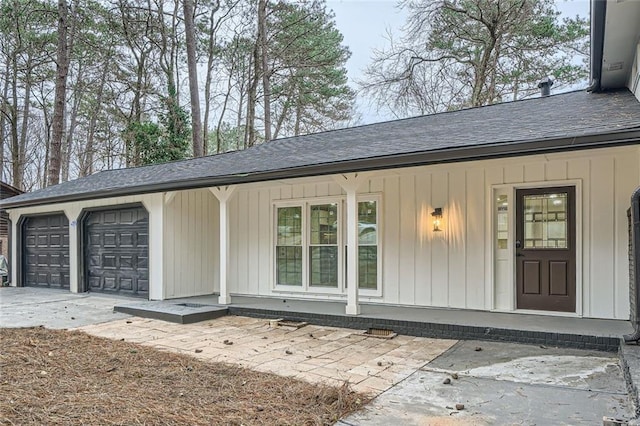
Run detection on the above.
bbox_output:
[226,145,640,320]
[162,189,219,298]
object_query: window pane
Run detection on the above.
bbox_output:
[358,201,377,245]
[358,246,377,289]
[310,246,337,287]
[496,195,508,249]
[276,246,302,286]
[310,204,337,245]
[277,207,302,246]
[523,193,568,249]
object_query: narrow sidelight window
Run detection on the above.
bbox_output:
[358,200,378,289]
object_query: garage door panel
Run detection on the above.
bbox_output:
[50,234,64,247]
[101,254,116,268]
[25,235,36,247]
[137,256,149,272]
[137,232,148,246]
[50,273,63,286]
[49,253,63,267]
[36,273,49,285]
[88,233,99,246]
[22,214,70,289]
[120,278,133,290]
[88,276,101,290]
[84,207,149,297]
[102,233,116,247]
[119,210,133,223]
[120,255,133,269]
[120,233,134,247]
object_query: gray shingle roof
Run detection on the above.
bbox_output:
[3,89,640,208]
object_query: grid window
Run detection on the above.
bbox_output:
[523,193,568,249]
[274,198,380,293]
[358,201,378,289]
[276,206,302,286]
[309,204,338,287]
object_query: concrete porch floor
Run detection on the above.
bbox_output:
[116,294,633,352]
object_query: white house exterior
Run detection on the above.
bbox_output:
[5,142,639,320]
[2,0,640,322]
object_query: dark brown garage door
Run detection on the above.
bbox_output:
[22,214,70,288]
[84,206,149,297]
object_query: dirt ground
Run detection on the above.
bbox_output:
[0,327,366,425]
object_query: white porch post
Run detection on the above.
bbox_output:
[143,195,164,300]
[64,207,82,293]
[8,211,19,287]
[334,174,365,315]
[209,186,236,305]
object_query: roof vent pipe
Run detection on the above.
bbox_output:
[538,77,554,97]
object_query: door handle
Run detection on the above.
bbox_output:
[516,252,525,257]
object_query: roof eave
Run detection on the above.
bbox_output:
[2,128,639,210]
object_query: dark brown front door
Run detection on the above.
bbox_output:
[516,186,576,312]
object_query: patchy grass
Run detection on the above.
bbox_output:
[0,327,367,425]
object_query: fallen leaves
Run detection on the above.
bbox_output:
[0,327,365,425]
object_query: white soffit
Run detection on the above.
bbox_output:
[601,0,640,89]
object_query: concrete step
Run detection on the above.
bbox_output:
[114,301,228,324]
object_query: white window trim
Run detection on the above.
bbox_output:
[353,194,383,298]
[272,194,383,297]
[307,198,344,294]
[273,200,306,292]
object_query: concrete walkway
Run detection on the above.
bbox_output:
[75,316,456,395]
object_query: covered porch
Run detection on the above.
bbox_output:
[114,294,631,352]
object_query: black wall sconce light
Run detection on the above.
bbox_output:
[431,207,443,232]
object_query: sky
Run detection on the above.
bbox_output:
[325,0,591,124]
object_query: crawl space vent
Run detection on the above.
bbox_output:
[363,328,397,339]
[270,319,308,329]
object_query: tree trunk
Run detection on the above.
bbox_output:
[216,69,234,153]
[62,62,83,183]
[19,67,32,185]
[0,60,10,183]
[9,45,22,190]
[42,108,51,187]
[246,43,259,148]
[48,0,70,187]
[81,57,109,177]
[183,0,203,157]
[61,0,79,182]
[258,0,271,142]
[202,1,220,156]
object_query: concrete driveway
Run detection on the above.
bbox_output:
[1,287,634,424]
[0,287,130,329]
[339,340,632,425]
